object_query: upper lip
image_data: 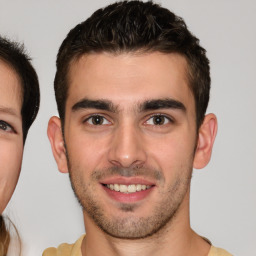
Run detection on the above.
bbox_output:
[100,176,156,186]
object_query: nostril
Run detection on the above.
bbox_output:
[134,163,144,169]
[109,160,123,167]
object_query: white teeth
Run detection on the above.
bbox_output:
[114,184,120,191]
[128,184,136,193]
[106,184,151,193]
[136,184,142,191]
[120,185,128,193]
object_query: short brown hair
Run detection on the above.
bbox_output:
[54,0,210,129]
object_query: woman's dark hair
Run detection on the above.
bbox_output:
[54,0,210,130]
[0,36,40,255]
[0,36,40,142]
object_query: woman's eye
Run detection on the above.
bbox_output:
[86,115,111,125]
[145,115,171,125]
[0,121,14,132]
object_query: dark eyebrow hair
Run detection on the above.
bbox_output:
[72,98,117,112]
[72,98,186,114]
[140,99,186,112]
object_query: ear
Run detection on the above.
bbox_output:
[47,116,68,173]
[193,113,218,169]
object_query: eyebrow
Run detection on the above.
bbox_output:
[140,98,186,112]
[72,97,186,114]
[72,98,117,112]
[0,106,19,117]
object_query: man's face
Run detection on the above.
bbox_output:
[63,52,198,238]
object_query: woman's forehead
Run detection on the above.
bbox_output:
[0,61,23,112]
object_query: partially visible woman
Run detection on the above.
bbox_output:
[0,36,40,255]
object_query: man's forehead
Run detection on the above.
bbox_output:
[68,51,189,78]
[66,51,192,109]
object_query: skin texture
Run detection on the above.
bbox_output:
[0,61,23,213]
[48,52,217,256]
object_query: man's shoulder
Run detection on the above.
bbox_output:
[208,246,233,256]
[42,235,85,256]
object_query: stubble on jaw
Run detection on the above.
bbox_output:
[66,149,193,240]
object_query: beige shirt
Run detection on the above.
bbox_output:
[43,235,232,256]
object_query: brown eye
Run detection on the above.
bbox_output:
[0,120,14,132]
[91,116,104,125]
[86,115,111,125]
[152,116,165,125]
[145,115,171,126]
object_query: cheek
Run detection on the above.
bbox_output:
[147,131,196,172]
[0,141,23,213]
[67,132,109,171]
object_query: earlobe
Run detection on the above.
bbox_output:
[193,113,218,169]
[47,116,68,173]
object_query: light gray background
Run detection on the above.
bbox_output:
[1,0,255,255]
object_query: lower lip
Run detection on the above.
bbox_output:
[102,185,154,203]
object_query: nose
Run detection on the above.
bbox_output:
[107,123,147,168]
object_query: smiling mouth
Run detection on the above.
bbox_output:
[103,184,153,194]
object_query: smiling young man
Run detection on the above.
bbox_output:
[45,1,232,256]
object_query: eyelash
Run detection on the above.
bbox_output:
[83,114,111,126]
[83,113,173,126]
[145,114,174,126]
[0,120,15,133]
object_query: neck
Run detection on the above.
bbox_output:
[81,191,210,256]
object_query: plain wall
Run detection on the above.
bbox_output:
[1,0,255,255]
